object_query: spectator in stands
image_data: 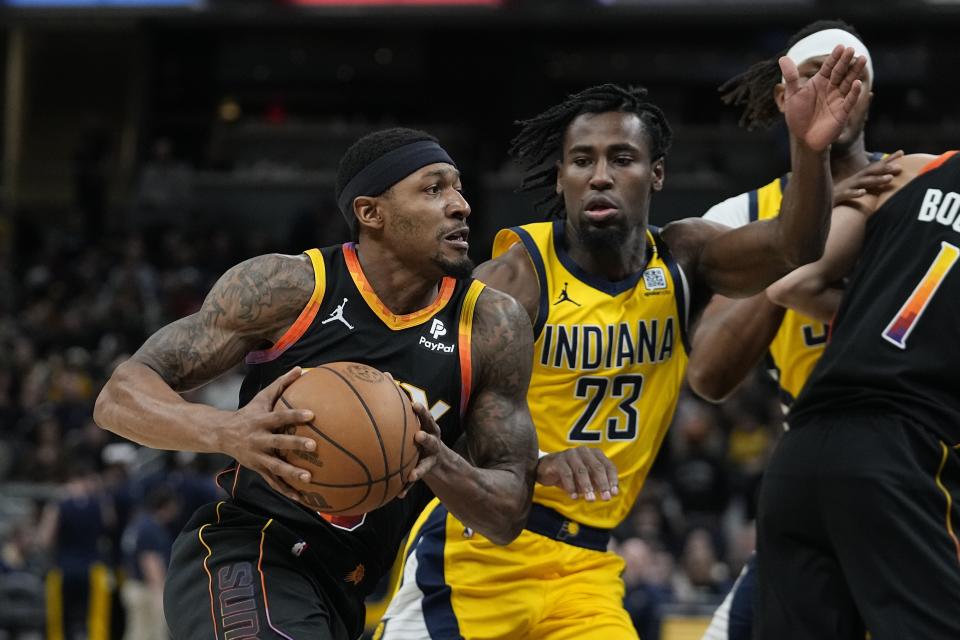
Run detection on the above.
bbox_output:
[37,460,115,640]
[673,528,731,604]
[668,398,729,537]
[621,537,668,640]
[120,485,179,640]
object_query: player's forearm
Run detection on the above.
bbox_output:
[767,276,842,323]
[776,138,833,268]
[424,452,534,545]
[94,360,230,453]
[688,294,785,403]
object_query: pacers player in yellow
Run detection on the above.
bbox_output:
[688,21,900,640]
[379,46,867,639]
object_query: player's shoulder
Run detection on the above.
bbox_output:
[229,252,315,291]
[470,285,533,363]
[473,284,530,329]
[660,218,731,259]
[210,252,317,328]
[473,242,539,324]
[871,153,949,212]
[474,242,532,286]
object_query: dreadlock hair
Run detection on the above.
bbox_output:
[335,127,438,239]
[719,19,863,131]
[509,84,673,220]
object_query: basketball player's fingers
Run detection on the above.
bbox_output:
[840,79,863,114]
[596,450,619,497]
[582,450,612,500]
[412,402,442,438]
[834,188,867,205]
[858,175,897,190]
[815,44,845,82]
[269,434,317,452]
[873,149,905,169]
[837,55,863,98]
[257,467,304,503]
[413,430,441,455]
[265,454,313,485]
[833,52,860,94]
[778,56,799,93]
[264,408,315,430]
[259,367,303,407]
[545,459,579,498]
[405,455,438,485]
[826,46,855,87]
[568,451,596,501]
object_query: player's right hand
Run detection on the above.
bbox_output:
[833,150,904,206]
[536,446,619,502]
[220,366,317,503]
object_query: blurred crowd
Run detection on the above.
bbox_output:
[0,148,785,639]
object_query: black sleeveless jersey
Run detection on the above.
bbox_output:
[224,243,484,601]
[790,151,960,443]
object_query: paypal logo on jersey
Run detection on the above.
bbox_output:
[430,319,447,340]
[420,318,454,353]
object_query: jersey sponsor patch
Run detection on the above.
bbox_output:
[643,267,667,291]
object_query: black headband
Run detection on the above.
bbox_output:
[336,140,456,222]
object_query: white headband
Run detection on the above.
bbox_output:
[784,28,873,85]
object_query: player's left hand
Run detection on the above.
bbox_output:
[399,402,448,497]
[536,446,619,502]
[833,150,904,206]
[781,44,867,152]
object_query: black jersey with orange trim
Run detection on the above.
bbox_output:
[225,243,484,605]
[790,151,960,443]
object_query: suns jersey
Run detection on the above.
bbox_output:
[228,244,483,605]
[792,151,960,443]
[703,154,885,405]
[493,219,690,530]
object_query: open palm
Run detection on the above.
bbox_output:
[781,45,867,152]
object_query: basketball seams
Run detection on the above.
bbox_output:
[279,395,374,512]
[303,455,418,488]
[319,365,392,508]
[390,378,411,491]
[277,364,416,515]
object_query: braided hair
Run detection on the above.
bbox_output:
[719,19,863,130]
[510,84,673,219]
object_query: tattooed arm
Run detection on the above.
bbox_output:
[404,287,538,545]
[93,253,320,502]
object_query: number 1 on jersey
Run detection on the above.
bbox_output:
[883,241,959,349]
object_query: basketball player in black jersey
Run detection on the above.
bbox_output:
[752,151,960,638]
[93,128,539,640]
[689,21,902,640]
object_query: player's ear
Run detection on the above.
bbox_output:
[555,159,563,195]
[354,196,384,232]
[651,157,665,193]
[773,83,786,113]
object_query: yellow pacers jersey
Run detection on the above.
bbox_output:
[493,219,689,529]
[751,176,830,405]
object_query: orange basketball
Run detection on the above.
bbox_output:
[278,362,419,516]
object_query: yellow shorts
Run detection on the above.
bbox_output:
[377,499,637,640]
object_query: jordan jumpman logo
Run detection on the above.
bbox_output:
[322,298,354,330]
[554,283,580,306]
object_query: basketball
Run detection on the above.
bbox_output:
[278,362,420,516]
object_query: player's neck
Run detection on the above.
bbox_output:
[830,137,870,181]
[353,245,441,314]
[563,223,650,282]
